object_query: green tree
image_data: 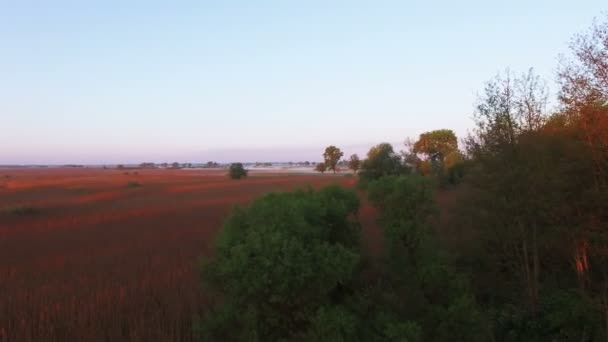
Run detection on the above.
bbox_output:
[323,145,344,173]
[228,163,248,179]
[347,154,361,174]
[358,143,406,186]
[199,186,361,341]
[454,58,608,340]
[367,175,486,341]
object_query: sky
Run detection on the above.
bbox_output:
[0,1,605,164]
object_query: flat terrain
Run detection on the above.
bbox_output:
[0,168,376,342]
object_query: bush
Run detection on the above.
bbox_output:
[199,185,361,340]
[127,181,141,188]
[315,162,327,173]
[228,163,248,179]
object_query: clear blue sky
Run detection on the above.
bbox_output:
[0,1,604,164]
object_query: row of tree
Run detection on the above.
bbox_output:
[316,129,465,182]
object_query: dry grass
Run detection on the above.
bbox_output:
[0,168,359,342]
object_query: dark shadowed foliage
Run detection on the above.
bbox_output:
[228,163,248,179]
[366,175,487,341]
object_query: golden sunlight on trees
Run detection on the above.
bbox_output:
[323,145,344,173]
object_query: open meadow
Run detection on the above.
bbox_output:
[0,168,378,342]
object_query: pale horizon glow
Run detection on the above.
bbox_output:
[0,1,605,164]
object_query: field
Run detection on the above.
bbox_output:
[0,168,380,342]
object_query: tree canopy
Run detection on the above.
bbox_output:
[412,129,458,162]
[358,143,407,185]
[347,154,361,174]
[199,186,362,341]
[323,146,344,173]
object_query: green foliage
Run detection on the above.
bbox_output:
[366,175,487,341]
[358,143,407,186]
[323,145,344,173]
[367,175,436,226]
[228,163,248,179]
[453,50,608,340]
[199,185,362,341]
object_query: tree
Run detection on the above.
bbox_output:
[558,14,608,110]
[358,143,406,185]
[228,163,248,179]
[556,17,608,339]
[411,129,466,184]
[464,70,550,316]
[199,186,361,341]
[171,162,180,169]
[468,69,548,155]
[323,146,344,173]
[347,154,361,174]
[366,175,486,341]
[315,162,327,173]
[455,62,608,340]
[413,129,458,163]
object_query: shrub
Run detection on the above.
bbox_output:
[199,185,361,340]
[315,162,327,173]
[228,163,248,179]
[127,181,141,188]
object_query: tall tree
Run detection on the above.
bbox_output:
[557,17,608,335]
[558,14,608,110]
[465,69,550,316]
[323,146,344,173]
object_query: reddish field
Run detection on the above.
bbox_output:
[0,168,376,342]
